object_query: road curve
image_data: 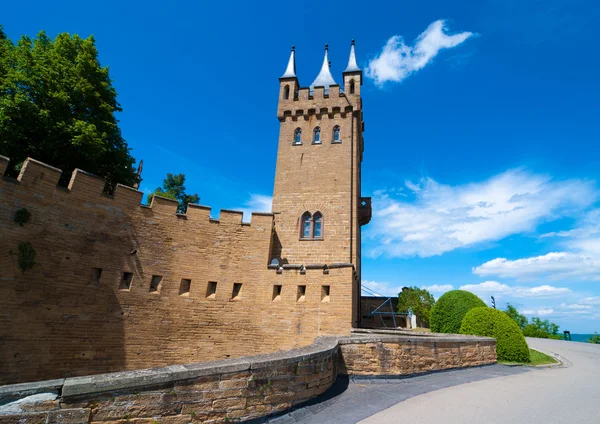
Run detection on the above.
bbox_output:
[359,338,600,424]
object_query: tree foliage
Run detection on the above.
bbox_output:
[0,26,137,188]
[430,290,487,334]
[148,173,199,213]
[504,303,528,330]
[397,286,435,327]
[588,333,600,344]
[460,307,530,363]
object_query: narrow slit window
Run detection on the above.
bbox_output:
[207,281,217,299]
[232,283,243,300]
[284,85,290,100]
[297,285,306,302]
[90,268,102,287]
[313,127,321,144]
[332,126,341,142]
[119,272,133,291]
[294,128,302,145]
[180,279,191,296]
[349,79,355,95]
[321,285,330,302]
[301,212,312,238]
[313,212,323,238]
[273,285,282,301]
[149,275,163,293]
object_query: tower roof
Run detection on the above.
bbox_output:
[310,44,337,91]
[281,46,297,79]
[344,39,361,73]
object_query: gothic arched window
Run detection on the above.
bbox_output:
[349,80,355,95]
[332,126,341,143]
[294,128,302,145]
[313,127,321,144]
[313,212,323,238]
[301,212,312,239]
[284,85,290,100]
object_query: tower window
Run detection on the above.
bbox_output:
[284,85,290,100]
[300,211,324,240]
[349,79,355,95]
[332,126,341,143]
[313,127,321,144]
[313,212,323,238]
[294,128,302,145]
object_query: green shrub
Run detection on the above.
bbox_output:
[17,241,36,272]
[430,290,486,334]
[460,307,530,363]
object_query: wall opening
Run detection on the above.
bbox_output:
[179,279,191,296]
[119,272,133,291]
[297,285,306,302]
[232,283,243,300]
[321,285,330,302]
[206,281,217,299]
[90,268,102,287]
[149,275,163,293]
[273,285,282,301]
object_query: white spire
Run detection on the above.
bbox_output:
[310,44,337,92]
[281,46,296,78]
[344,39,360,72]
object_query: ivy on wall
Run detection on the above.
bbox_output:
[17,242,36,273]
[13,208,31,226]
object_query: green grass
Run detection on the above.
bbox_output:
[499,348,558,366]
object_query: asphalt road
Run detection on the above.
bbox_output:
[359,338,600,424]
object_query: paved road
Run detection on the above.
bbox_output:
[360,338,600,424]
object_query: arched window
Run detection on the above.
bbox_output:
[301,212,312,238]
[349,80,355,95]
[294,128,302,145]
[313,212,323,238]
[284,85,290,100]
[332,126,341,142]
[313,127,321,144]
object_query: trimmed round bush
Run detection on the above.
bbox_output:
[429,290,486,334]
[460,307,530,363]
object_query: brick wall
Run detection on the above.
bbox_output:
[0,156,355,384]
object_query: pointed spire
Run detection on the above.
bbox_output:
[310,43,337,92]
[281,46,297,78]
[344,39,360,73]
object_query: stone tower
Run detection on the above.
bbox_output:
[271,42,370,327]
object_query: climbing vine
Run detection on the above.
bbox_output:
[13,208,31,226]
[17,242,36,272]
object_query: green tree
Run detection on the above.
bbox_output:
[587,333,600,344]
[0,26,138,189]
[523,317,561,339]
[148,173,199,213]
[504,303,528,330]
[397,286,435,327]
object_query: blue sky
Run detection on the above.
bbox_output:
[4,0,600,333]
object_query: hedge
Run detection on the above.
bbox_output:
[460,307,530,363]
[429,290,486,334]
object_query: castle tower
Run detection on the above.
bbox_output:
[272,42,370,327]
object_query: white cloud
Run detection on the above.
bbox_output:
[537,308,554,316]
[580,296,600,305]
[366,169,595,258]
[423,284,454,293]
[361,280,403,297]
[459,281,571,298]
[238,194,272,222]
[366,20,474,86]
[560,303,592,310]
[473,252,600,281]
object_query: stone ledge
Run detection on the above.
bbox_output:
[0,379,64,402]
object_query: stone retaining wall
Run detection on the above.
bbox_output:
[0,333,495,423]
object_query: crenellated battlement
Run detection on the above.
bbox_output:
[277,84,360,121]
[1,156,273,227]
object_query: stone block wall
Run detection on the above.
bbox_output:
[0,156,355,385]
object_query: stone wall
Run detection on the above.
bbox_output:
[338,333,497,376]
[0,156,355,385]
[0,333,496,423]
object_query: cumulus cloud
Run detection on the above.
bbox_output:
[361,280,404,297]
[537,308,554,316]
[459,281,571,298]
[366,20,474,86]
[238,194,272,222]
[366,169,596,258]
[423,284,454,293]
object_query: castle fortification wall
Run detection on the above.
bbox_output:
[0,157,354,385]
